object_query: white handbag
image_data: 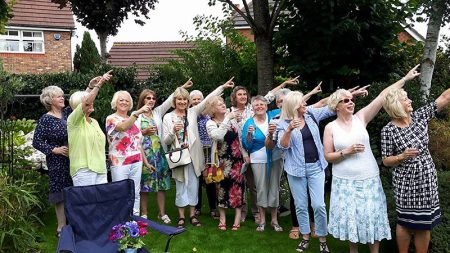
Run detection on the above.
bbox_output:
[165,115,192,169]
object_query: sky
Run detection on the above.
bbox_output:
[72,1,450,53]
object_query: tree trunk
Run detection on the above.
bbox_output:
[253,0,273,95]
[254,33,274,95]
[419,7,444,98]
[97,31,109,62]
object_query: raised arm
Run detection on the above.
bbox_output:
[356,64,420,126]
[155,78,194,115]
[436,87,450,112]
[266,76,300,103]
[192,77,235,114]
[83,71,112,114]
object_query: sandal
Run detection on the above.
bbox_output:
[256,223,265,232]
[158,214,171,224]
[177,218,185,228]
[231,224,240,231]
[296,238,310,252]
[189,216,202,227]
[210,210,220,220]
[319,241,330,253]
[289,228,299,239]
[218,222,227,231]
[55,230,61,238]
[271,222,283,232]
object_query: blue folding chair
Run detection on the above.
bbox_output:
[56,179,185,253]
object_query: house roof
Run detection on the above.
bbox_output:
[7,0,75,30]
[108,41,195,80]
[232,0,276,28]
[401,24,425,42]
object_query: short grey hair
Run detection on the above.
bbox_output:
[328,89,352,111]
[189,90,204,99]
[69,91,89,110]
[111,90,133,111]
[275,88,291,101]
[39,86,64,111]
[251,95,268,105]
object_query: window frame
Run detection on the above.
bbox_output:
[0,29,45,54]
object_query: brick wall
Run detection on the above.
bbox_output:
[0,30,72,74]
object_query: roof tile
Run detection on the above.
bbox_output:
[8,0,75,29]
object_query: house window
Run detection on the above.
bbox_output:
[0,30,44,53]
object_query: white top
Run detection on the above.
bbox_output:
[330,115,379,180]
[250,117,268,163]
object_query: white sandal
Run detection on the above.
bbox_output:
[158,214,171,224]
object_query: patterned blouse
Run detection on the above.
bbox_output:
[106,114,143,167]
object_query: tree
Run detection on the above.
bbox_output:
[275,0,413,90]
[209,0,287,95]
[78,31,101,74]
[0,0,14,34]
[417,0,450,97]
[73,44,81,72]
[51,0,158,59]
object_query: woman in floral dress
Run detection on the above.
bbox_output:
[136,80,192,223]
[205,96,247,231]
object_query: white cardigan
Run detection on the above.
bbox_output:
[205,117,248,166]
[163,85,225,183]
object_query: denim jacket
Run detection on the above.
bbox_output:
[276,106,335,177]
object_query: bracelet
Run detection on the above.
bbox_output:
[92,85,100,89]
[130,112,138,119]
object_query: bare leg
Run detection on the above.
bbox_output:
[413,230,431,253]
[55,202,66,231]
[140,192,148,216]
[349,242,358,253]
[178,207,185,219]
[156,191,166,216]
[368,241,379,253]
[233,207,242,226]
[219,207,226,225]
[258,206,266,224]
[270,207,278,224]
[396,224,412,253]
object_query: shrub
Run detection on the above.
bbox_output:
[430,171,450,253]
[0,171,46,253]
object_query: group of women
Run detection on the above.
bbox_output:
[32,65,449,253]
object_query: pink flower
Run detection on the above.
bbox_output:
[139,228,148,236]
[229,184,242,208]
[116,136,131,153]
[231,139,242,158]
[230,161,244,183]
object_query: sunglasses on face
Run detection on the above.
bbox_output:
[145,96,156,101]
[338,98,355,104]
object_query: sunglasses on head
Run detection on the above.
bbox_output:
[338,98,355,104]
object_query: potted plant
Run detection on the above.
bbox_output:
[109,220,148,253]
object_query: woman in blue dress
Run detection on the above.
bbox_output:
[33,86,73,237]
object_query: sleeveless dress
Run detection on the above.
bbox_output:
[328,116,391,243]
[216,124,246,208]
[139,114,170,192]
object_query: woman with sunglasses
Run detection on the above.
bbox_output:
[135,80,193,223]
[322,65,420,253]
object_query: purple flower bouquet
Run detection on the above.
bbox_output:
[109,220,148,251]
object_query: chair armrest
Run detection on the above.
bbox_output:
[133,215,186,236]
[56,225,76,253]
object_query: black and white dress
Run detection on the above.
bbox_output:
[381,102,441,230]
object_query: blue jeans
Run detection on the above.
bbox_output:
[287,161,327,237]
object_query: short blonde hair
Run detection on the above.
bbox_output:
[203,96,224,116]
[69,91,88,110]
[328,89,352,111]
[39,86,64,111]
[383,88,408,119]
[280,91,304,120]
[111,90,133,111]
[172,87,190,108]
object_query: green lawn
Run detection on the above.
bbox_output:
[38,183,395,253]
